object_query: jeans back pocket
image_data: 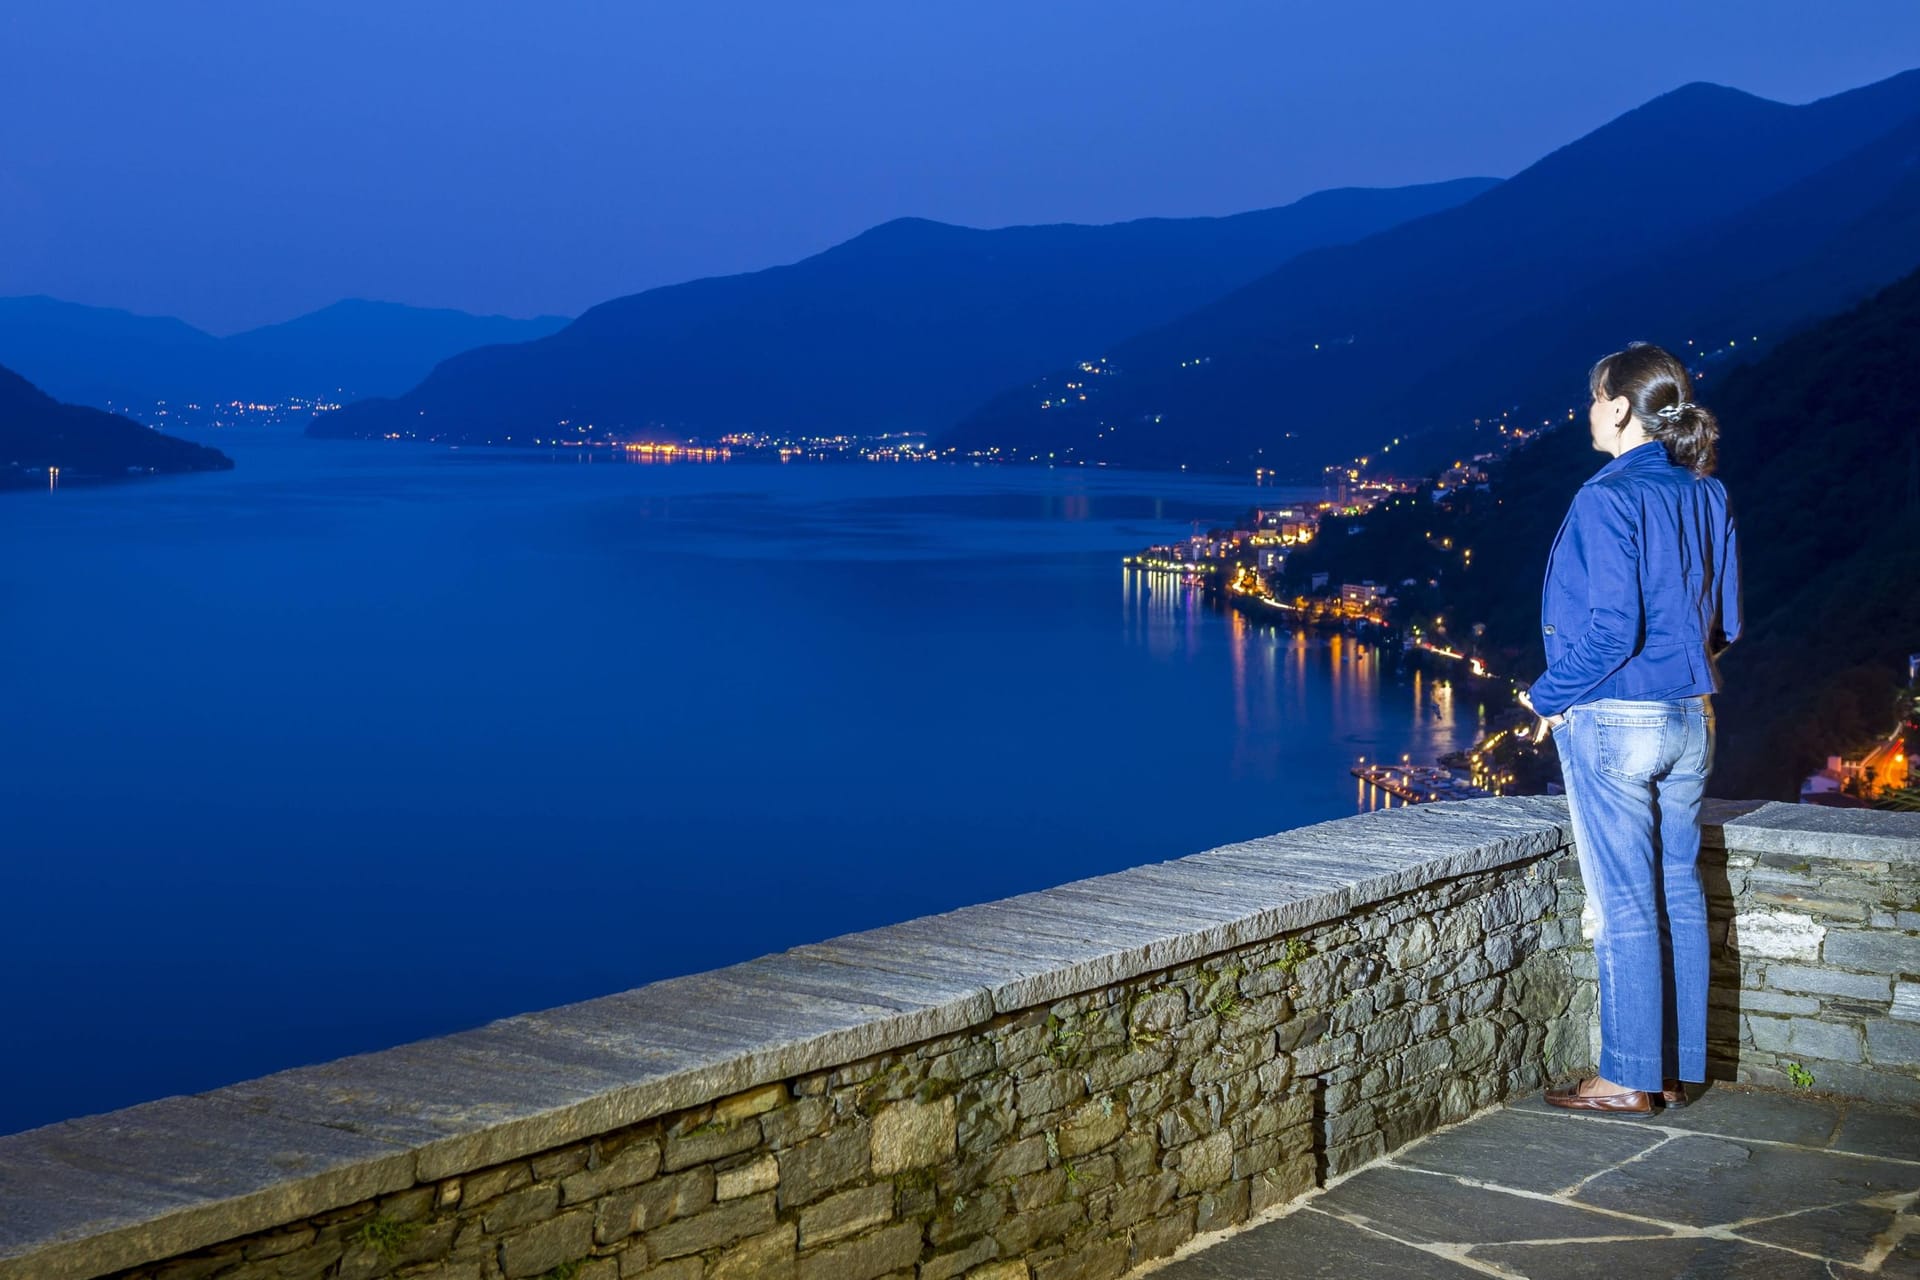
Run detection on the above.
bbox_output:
[1594,713,1668,781]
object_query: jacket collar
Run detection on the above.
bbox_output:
[1582,440,1670,486]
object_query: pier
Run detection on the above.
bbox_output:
[1352,758,1493,804]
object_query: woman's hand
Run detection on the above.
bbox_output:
[1518,687,1564,734]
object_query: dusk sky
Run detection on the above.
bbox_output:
[4,1,1916,333]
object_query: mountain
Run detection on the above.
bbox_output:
[0,363,232,489]
[1377,99,1920,478]
[307,179,1501,444]
[0,297,570,414]
[1698,268,1920,800]
[1432,264,1920,801]
[0,298,220,412]
[220,300,571,401]
[941,69,1920,477]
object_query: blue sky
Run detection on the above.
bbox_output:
[3,1,1915,332]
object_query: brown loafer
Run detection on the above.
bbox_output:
[1545,1078,1653,1114]
[1660,1079,1690,1108]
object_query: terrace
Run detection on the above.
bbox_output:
[1,797,1914,1280]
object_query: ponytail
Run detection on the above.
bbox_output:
[1588,342,1720,477]
[1650,401,1718,476]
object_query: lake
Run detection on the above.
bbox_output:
[0,428,1486,1135]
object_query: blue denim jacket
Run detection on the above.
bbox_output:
[1528,440,1741,718]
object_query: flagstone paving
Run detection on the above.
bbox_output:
[1141,1085,1919,1278]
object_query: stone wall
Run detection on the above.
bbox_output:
[99,856,1580,1280]
[4,799,1912,1280]
[1710,804,1920,1102]
[1538,800,1919,1104]
[0,798,1587,1280]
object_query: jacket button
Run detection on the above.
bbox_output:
[1543,625,1556,635]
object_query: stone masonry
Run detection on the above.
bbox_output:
[2,798,1589,1280]
[4,799,1911,1280]
[1711,803,1919,1102]
[1543,800,1920,1105]
[95,860,1583,1280]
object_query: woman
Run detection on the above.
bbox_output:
[1517,341,1741,1114]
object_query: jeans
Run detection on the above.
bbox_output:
[1550,694,1715,1092]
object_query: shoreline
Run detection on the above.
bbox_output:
[1126,557,1542,804]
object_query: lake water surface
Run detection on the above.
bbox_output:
[0,430,1486,1134]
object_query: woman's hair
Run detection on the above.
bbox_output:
[1588,341,1719,476]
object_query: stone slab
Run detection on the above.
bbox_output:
[957,898,1208,953]
[1472,1236,1837,1278]
[1092,858,1352,905]
[533,969,985,1101]
[1030,883,1262,936]
[1180,850,1383,894]
[0,1155,206,1280]
[1824,930,1920,977]
[1391,1107,1666,1195]
[1146,1204,1488,1279]
[1733,1199,1904,1266]
[212,1031,679,1185]
[208,969,981,1185]
[779,937,1037,992]
[1573,1135,1920,1229]
[1500,1083,1852,1151]
[1159,1088,1920,1279]
[1639,1085,1846,1149]
[1763,964,1893,1002]
[1031,870,1353,952]
[1702,797,1774,830]
[1866,1217,1920,1278]
[1200,823,1562,906]
[1829,1100,1920,1162]
[0,1095,415,1280]
[1722,801,1920,864]
[733,952,996,1023]
[1309,1164,1669,1244]
[874,911,1139,967]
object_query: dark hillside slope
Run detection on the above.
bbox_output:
[944,71,1920,477]
[311,179,1499,443]
[1442,267,1920,800]
[0,365,232,489]
[0,297,567,411]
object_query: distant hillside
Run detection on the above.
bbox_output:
[0,299,219,411]
[1695,267,1920,800]
[0,297,569,413]
[309,179,1500,444]
[1436,265,1920,801]
[220,300,571,402]
[0,364,232,489]
[942,69,1920,478]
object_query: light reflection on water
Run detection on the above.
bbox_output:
[1124,571,1481,790]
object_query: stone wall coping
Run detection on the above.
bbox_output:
[3,793,1899,1280]
[0,795,1569,1280]
[1716,800,1920,863]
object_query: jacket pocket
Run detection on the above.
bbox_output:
[1631,641,1703,692]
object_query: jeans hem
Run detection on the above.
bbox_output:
[1599,1049,1665,1094]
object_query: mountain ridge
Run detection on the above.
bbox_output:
[310,178,1502,443]
[0,363,232,489]
[0,296,570,414]
[939,67,1920,475]
[1424,262,1920,800]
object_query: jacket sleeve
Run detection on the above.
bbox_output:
[1710,486,1741,655]
[1527,484,1644,718]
